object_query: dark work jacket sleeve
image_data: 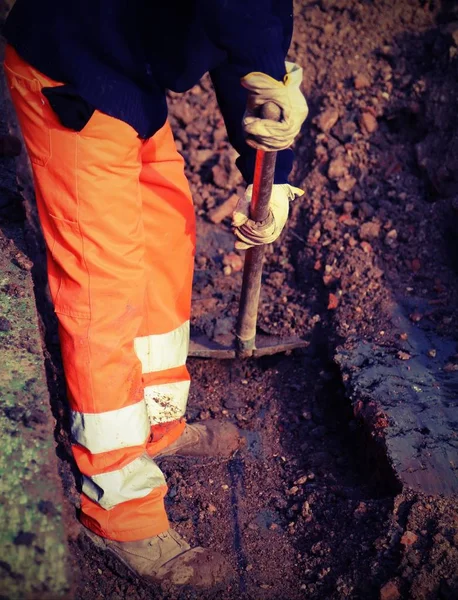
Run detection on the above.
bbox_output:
[210,63,294,184]
[202,0,295,184]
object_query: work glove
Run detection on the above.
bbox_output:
[241,62,309,151]
[232,183,304,250]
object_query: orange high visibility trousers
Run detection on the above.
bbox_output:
[4,46,195,541]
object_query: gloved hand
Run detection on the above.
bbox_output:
[241,62,309,152]
[232,183,304,250]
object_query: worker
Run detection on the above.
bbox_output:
[3,0,308,589]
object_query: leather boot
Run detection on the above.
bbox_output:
[153,420,242,459]
[85,527,230,588]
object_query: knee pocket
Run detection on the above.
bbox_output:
[48,215,91,318]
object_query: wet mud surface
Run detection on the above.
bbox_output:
[1,0,458,598]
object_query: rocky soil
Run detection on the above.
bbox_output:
[71,1,458,598]
[1,0,458,599]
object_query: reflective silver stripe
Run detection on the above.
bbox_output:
[144,380,190,425]
[71,401,150,454]
[82,454,165,510]
[134,321,190,374]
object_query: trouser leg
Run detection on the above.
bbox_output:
[135,122,195,456]
[4,46,194,541]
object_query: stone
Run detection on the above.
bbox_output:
[380,581,401,600]
[359,221,381,240]
[360,112,378,134]
[172,102,194,125]
[195,149,214,163]
[222,252,243,272]
[208,194,239,224]
[385,229,398,246]
[338,176,357,192]
[400,531,418,546]
[328,156,348,180]
[13,252,33,271]
[212,164,230,188]
[323,218,337,231]
[328,293,339,310]
[211,153,241,188]
[315,144,329,162]
[295,475,308,485]
[354,73,371,89]
[409,310,423,323]
[317,107,339,132]
[333,119,358,143]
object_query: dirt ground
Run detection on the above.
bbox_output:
[2,0,458,599]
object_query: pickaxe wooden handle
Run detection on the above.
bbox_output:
[235,102,281,357]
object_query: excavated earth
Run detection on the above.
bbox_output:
[2,0,458,599]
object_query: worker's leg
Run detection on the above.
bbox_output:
[3,46,171,541]
[137,124,243,461]
[135,122,195,456]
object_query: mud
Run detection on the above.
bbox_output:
[1,0,458,599]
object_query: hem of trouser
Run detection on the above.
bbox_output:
[80,484,170,542]
[81,516,171,543]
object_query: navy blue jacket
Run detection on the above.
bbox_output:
[4,0,294,183]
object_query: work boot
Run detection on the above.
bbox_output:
[154,420,242,459]
[85,527,229,588]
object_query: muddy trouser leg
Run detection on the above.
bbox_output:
[4,46,195,542]
[137,124,196,456]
